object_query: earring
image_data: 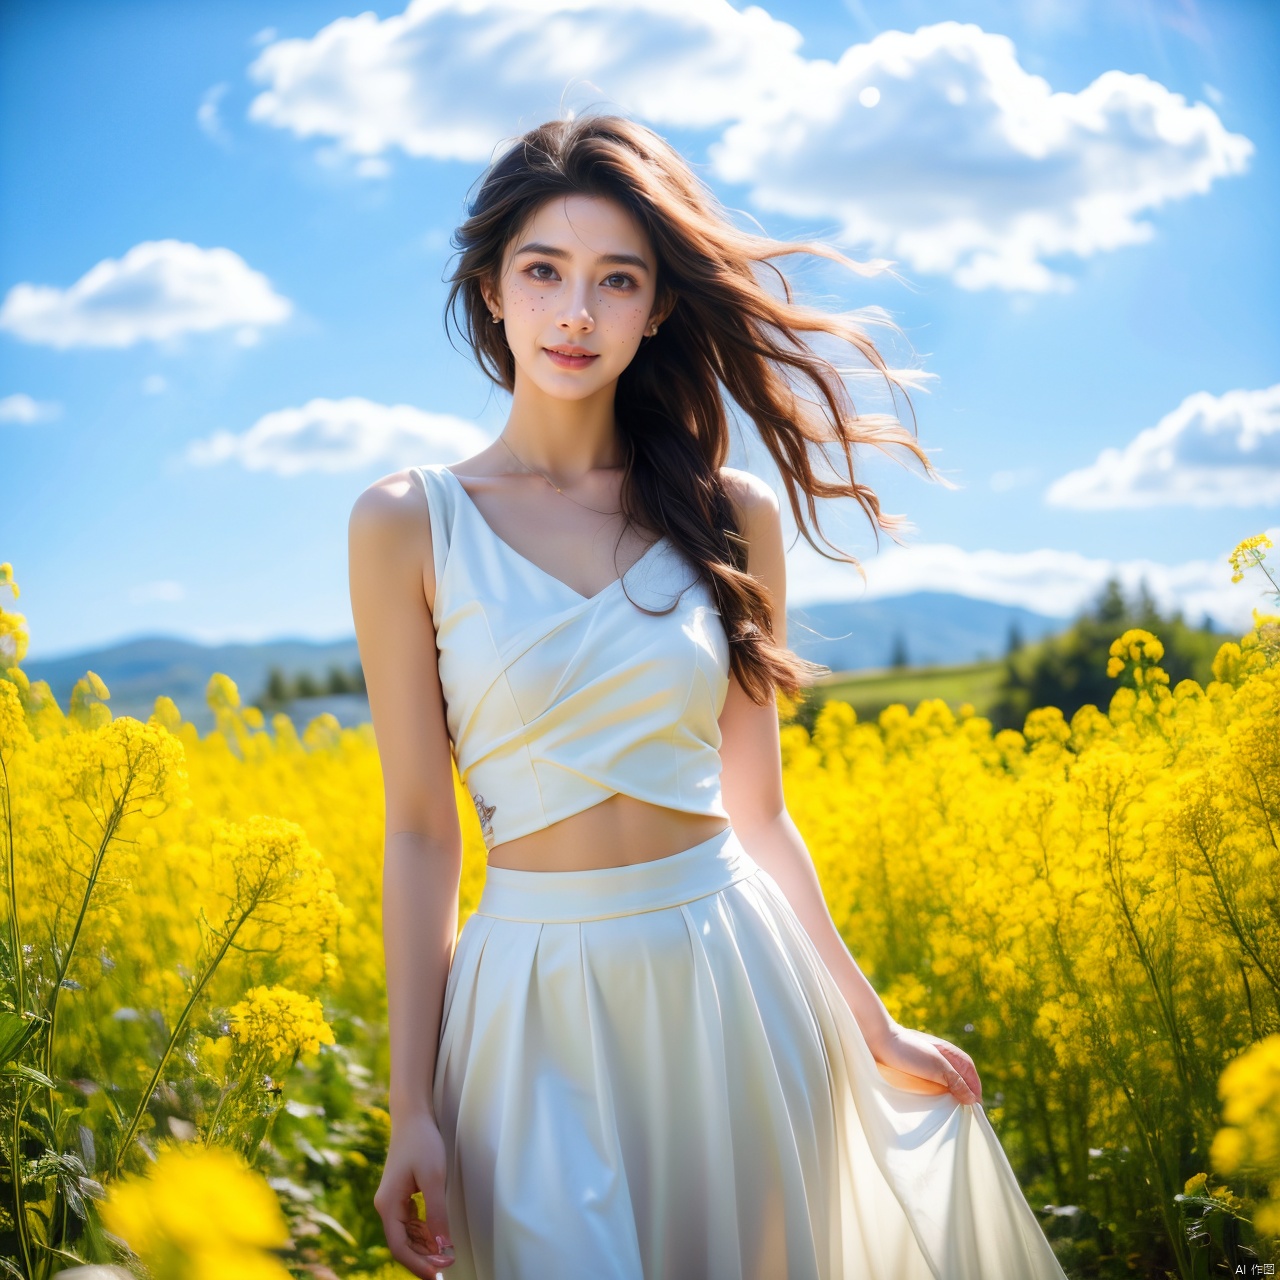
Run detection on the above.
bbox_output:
[490,314,502,324]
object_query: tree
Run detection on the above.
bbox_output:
[988,577,1226,732]
[265,667,291,704]
[889,632,909,670]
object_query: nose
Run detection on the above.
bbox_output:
[557,281,595,334]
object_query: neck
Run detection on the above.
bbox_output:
[501,371,623,475]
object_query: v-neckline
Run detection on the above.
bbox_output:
[440,465,669,604]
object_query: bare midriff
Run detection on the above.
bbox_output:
[485,793,731,872]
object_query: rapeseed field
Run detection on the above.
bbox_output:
[2,553,1277,1279]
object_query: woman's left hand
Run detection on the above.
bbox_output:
[871,1023,983,1105]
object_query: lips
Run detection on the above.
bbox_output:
[544,346,599,369]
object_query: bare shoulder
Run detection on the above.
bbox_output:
[349,466,430,532]
[719,465,781,539]
[348,466,436,602]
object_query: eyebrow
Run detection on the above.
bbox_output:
[512,241,651,271]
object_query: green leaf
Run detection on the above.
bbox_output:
[1,1060,56,1088]
[308,1209,357,1245]
[0,1010,46,1065]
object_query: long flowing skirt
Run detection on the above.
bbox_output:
[432,826,1069,1280]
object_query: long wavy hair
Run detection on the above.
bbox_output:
[445,113,937,706]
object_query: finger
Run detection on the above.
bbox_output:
[378,1198,453,1276]
[418,1197,454,1265]
[419,1178,455,1262]
[412,1218,458,1269]
[405,1212,457,1268]
[392,1217,451,1268]
[936,1047,981,1104]
[938,1044,982,1103]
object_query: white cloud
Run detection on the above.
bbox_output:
[0,393,61,424]
[711,22,1253,292]
[0,241,292,350]
[185,396,492,477]
[245,0,806,163]
[784,531,1280,632]
[245,6,1251,292]
[198,83,231,145]
[1046,383,1280,509]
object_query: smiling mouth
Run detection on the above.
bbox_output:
[544,347,600,368]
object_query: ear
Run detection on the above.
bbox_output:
[479,276,501,318]
[648,290,677,330]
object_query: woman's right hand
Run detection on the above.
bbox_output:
[374,1111,456,1277]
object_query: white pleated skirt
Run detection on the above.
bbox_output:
[432,827,1069,1280]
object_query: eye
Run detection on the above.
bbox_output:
[603,272,638,290]
[524,261,559,282]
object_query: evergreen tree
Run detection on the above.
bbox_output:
[989,577,1225,732]
[265,666,291,703]
[889,632,909,670]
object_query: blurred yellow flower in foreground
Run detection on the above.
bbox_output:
[100,1142,291,1280]
[1212,1034,1280,1235]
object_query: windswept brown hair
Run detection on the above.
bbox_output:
[445,113,937,706]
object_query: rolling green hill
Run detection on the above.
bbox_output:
[798,658,1008,730]
[797,582,1231,735]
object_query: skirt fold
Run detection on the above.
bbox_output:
[432,827,1068,1280]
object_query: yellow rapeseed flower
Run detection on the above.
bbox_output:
[1106,627,1166,680]
[1210,1034,1280,1233]
[0,678,33,754]
[0,561,29,667]
[100,1142,291,1280]
[1230,532,1273,583]
[228,984,336,1063]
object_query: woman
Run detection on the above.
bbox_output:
[348,114,1069,1280]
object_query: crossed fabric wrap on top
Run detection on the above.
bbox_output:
[417,462,732,850]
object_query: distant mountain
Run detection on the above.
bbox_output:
[788,593,1063,676]
[21,634,364,735]
[20,592,1064,733]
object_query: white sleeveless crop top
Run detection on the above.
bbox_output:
[415,463,732,850]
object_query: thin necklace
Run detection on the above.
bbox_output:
[498,433,623,516]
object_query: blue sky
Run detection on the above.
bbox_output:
[2,0,1277,661]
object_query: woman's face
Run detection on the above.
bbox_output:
[485,194,663,403]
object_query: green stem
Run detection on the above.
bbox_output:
[203,1075,239,1149]
[43,803,123,1075]
[9,1076,35,1279]
[107,902,253,1182]
[31,796,126,1176]
[1,748,24,1019]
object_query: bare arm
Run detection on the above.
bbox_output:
[349,469,461,1274]
[716,467,981,1104]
